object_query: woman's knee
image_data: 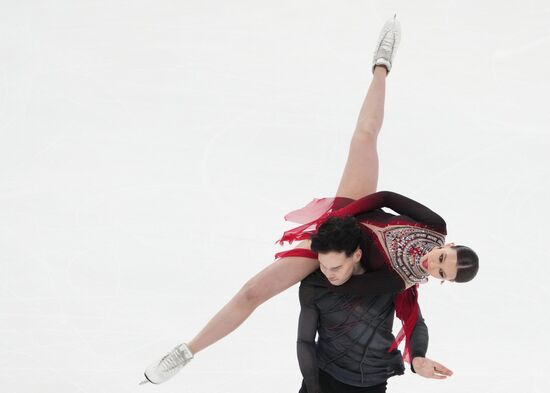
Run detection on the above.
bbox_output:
[238,255,316,309]
[239,278,271,308]
[353,125,380,141]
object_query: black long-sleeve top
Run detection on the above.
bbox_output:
[297,270,429,393]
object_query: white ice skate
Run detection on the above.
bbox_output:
[372,14,402,74]
[140,343,194,385]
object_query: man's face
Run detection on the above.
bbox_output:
[318,248,362,286]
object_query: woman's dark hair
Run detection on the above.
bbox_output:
[310,216,362,257]
[451,245,479,283]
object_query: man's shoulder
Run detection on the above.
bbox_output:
[300,269,329,288]
[298,270,328,305]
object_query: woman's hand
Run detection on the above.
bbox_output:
[412,356,453,379]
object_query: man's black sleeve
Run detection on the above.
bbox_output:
[409,306,429,373]
[327,269,405,295]
[297,281,320,393]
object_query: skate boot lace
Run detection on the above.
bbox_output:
[158,347,188,374]
[376,30,396,59]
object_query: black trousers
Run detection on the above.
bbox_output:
[299,369,387,393]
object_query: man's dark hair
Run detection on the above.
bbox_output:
[310,216,362,257]
[452,245,479,283]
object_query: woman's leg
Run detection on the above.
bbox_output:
[335,66,388,199]
[149,36,396,383]
[144,241,319,383]
[187,241,317,354]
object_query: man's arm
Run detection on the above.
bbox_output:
[297,282,320,393]
[409,307,429,367]
[410,307,454,379]
[328,269,405,295]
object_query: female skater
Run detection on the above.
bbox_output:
[142,15,478,385]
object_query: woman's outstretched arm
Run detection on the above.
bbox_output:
[187,240,318,355]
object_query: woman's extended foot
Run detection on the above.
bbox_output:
[142,343,194,384]
[372,15,401,74]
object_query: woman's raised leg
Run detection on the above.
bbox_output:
[335,15,401,199]
[144,17,402,385]
[335,65,388,199]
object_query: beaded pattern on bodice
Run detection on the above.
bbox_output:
[361,223,446,287]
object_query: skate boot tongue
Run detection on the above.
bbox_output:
[142,343,194,384]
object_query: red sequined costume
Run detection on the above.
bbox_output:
[275,191,447,362]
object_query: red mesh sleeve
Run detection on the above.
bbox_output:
[275,248,319,261]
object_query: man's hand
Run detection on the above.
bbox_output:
[412,357,453,379]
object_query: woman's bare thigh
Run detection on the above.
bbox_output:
[246,240,318,302]
[334,132,379,200]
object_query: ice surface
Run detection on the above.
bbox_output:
[0,1,548,392]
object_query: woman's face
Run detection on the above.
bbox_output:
[420,243,458,281]
[318,248,362,286]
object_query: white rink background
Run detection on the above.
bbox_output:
[1,1,549,392]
